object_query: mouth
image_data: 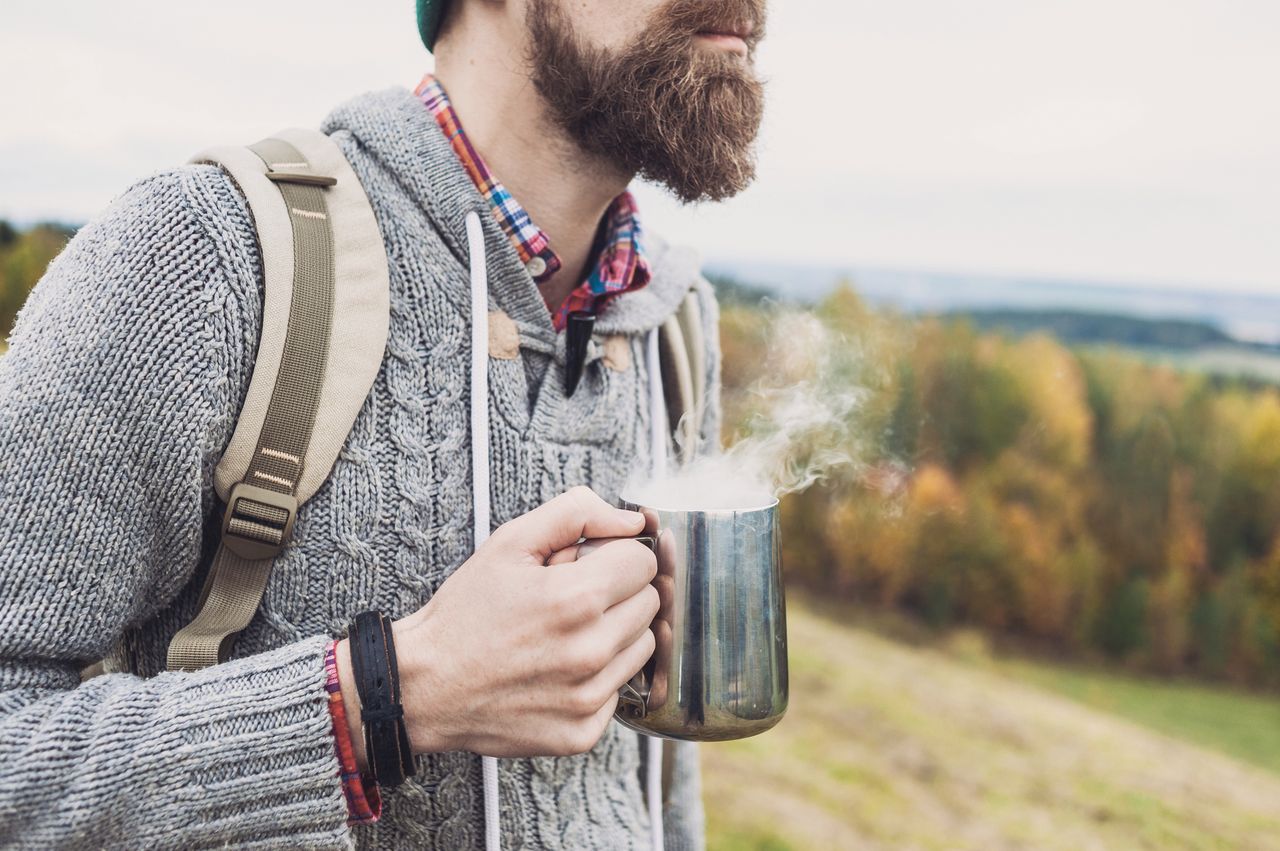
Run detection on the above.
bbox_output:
[694,20,755,57]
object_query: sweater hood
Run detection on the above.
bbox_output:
[318,86,703,339]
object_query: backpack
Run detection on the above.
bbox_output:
[159,129,709,674]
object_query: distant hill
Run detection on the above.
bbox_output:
[938,308,1280,384]
[705,259,1280,347]
[945,308,1239,351]
[707,267,1280,383]
[705,271,779,306]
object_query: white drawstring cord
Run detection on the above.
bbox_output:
[644,328,667,851]
[468,213,667,851]
[465,212,502,851]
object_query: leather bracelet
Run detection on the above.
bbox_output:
[348,611,397,787]
[382,612,417,781]
[349,611,412,788]
[348,610,415,789]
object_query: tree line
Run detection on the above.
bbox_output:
[0,220,75,341]
[721,285,1280,687]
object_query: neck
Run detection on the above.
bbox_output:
[433,42,632,308]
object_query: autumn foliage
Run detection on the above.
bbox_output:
[723,285,1280,686]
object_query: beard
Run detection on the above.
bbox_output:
[526,0,767,203]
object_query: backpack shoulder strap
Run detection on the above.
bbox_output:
[204,129,390,506]
[647,286,710,803]
[657,288,708,468]
[167,129,389,672]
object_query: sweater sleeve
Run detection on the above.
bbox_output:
[0,167,358,849]
[324,639,382,824]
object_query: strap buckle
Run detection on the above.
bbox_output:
[221,482,298,561]
[265,171,337,187]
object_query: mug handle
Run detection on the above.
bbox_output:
[574,535,656,557]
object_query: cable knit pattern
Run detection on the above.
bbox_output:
[0,85,719,849]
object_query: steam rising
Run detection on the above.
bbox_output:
[626,309,869,511]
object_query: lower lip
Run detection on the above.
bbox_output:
[694,32,749,56]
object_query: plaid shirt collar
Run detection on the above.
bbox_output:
[414,74,651,332]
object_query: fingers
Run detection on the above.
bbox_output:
[599,583,660,658]
[647,617,672,710]
[546,535,628,566]
[591,628,657,700]
[546,545,581,566]
[571,690,620,756]
[591,689,620,735]
[497,486,644,560]
[568,539,657,609]
[653,571,675,621]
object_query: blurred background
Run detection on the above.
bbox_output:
[3,2,1280,849]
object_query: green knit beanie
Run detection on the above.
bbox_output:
[417,0,446,51]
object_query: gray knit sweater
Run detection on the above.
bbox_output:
[0,86,720,850]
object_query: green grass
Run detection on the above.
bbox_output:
[703,598,1280,851]
[996,656,1280,776]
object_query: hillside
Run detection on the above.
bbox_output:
[947,309,1235,349]
[702,598,1280,850]
[944,309,1280,384]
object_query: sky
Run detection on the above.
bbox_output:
[2,0,1278,293]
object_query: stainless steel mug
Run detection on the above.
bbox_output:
[603,496,789,742]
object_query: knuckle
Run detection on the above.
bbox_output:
[552,587,594,627]
[565,485,599,510]
[595,701,616,735]
[566,684,603,717]
[587,584,613,616]
[626,540,658,577]
[567,640,609,677]
[597,540,654,581]
[618,537,649,559]
[568,724,601,755]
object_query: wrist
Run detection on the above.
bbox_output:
[397,613,463,755]
[342,616,454,759]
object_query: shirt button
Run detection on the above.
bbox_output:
[525,256,548,278]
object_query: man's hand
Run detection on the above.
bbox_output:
[337,486,658,765]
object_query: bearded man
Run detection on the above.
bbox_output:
[0,0,766,848]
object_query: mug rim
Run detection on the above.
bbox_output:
[619,493,780,514]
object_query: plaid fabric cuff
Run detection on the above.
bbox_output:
[324,638,382,824]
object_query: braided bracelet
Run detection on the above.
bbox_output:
[348,610,416,789]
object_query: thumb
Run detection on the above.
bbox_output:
[496,486,644,561]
